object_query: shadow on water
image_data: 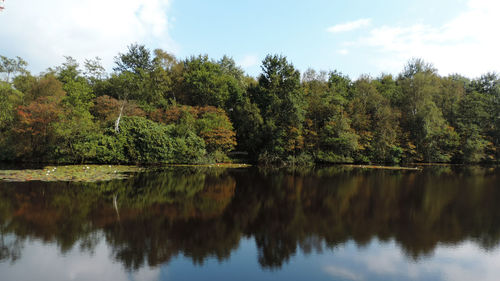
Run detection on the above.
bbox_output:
[0,165,499,270]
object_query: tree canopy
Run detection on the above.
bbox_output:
[0,46,498,164]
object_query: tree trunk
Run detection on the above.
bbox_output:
[114,102,125,133]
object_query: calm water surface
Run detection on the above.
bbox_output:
[0,166,499,281]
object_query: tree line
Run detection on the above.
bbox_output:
[1,44,499,164]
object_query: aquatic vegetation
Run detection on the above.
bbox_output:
[0,165,143,182]
[164,163,251,168]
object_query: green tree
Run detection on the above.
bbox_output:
[317,108,359,163]
[454,91,491,162]
[468,73,500,160]
[0,82,23,160]
[398,59,459,162]
[0,55,27,83]
[179,55,241,109]
[327,70,351,104]
[302,68,341,155]
[83,57,107,84]
[195,107,236,154]
[114,44,153,73]
[0,81,23,131]
[375,74,403,108]
[229,95,263,156]
[150,49,178,105]
[111,44,173,106]
[252,54,306,159]
[349,77,400,162]
[52,58,98,162]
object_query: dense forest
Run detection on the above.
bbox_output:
[0,44,499,164]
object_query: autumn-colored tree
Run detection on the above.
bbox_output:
[92,95,145,124]
[150,105,198,125]
[14,97,62,158]
[196,107,236,153]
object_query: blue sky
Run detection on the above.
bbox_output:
[1,0,498,78]
[170,0,468,76]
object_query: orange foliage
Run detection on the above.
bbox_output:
[200,127,237,152]
[14,97,62,156]
[285,126,304,153]
[92,95,146,122]
[151,105,227,124]
[150,105,198,124]
[15,97,61,136]
[303,118,318,151]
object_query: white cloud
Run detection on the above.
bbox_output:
[338,49,349,55]
[350,0,500,77]
[0,0,175,73]
[238,54,259,68]
[327,18,371,33]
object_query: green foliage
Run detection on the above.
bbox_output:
[0,52,498,165]
[179,55,245,109]
[0,81,23,131]
[24,73,66,103]
[375,74,403,107]
[349,77,399,162]
[151,105,236,159]
[252,55,306,159]
[397,63,461,162]
[454,91,492,162]
[114,43,154,73]
[171,131,207,163]
[286,153,314,166]
[109,44,179,106]
[91,131,128,163]
[117,116,205,163]
[0,55,27,83]
[317,110,359,163]
[56,57,95,111]
[12,71,36,94]
[195,109,236,153]
[229,96,263,155]
[328,70,351,103]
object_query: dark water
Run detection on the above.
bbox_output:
[0,165,499,281]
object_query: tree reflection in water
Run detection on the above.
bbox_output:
[0,166,499,270]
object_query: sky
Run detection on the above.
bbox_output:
[1,0,499,79]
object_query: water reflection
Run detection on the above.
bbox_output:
[0,166,499,280]
[1,235,160,281]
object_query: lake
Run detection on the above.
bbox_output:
[0,165,499,281]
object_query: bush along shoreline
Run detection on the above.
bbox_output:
[0,45,498,165]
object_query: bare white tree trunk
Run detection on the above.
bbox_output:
[114,102,125,133]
